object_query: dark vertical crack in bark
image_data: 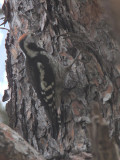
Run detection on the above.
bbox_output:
[20,99,28,141]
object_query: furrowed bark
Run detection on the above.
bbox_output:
[3,0,120,159]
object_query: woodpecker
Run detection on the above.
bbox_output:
[19,33,59,139]
[19,33,80,139]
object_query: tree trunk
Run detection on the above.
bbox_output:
[4,0,120,159]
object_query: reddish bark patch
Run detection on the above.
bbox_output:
[79,0,102,28]
[71,101,84,116]
[0,154,7,160]
[0,123,14,141]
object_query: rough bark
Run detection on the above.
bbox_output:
[0,123,45,160]
[3,0,120,159]
[88,101,119,160]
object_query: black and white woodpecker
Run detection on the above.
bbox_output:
[19,33,79,139]
[19,33,60,139]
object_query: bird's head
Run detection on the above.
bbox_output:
[18,33,45,58]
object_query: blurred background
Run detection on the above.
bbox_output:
[0,0,9,107]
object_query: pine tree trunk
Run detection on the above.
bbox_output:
[4,0,120,159]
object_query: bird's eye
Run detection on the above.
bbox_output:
[31,33,35,37]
